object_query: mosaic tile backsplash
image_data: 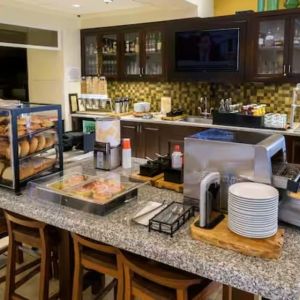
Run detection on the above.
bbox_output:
[107,81,300,122]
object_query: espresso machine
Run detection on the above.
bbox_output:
[94,117,121,170]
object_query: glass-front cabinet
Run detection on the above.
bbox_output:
[145,30,163,76]
[123,32,141,77]
[99,33,119,78]
[291,17,300,76]
[82,33,98,76]
[251,13,300,82]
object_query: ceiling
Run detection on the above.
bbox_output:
[0,0,196,16]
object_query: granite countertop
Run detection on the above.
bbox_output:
[71,112,300,137]
[0,159,300,300]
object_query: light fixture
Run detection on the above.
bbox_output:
[104,0,113,3]
[72,4,81,8]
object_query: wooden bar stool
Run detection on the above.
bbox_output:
[4,210,60,300]
[121,251,222,300]
[71,233,124,300]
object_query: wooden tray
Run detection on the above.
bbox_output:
[129,172,163,185]
[190,216,284,259]
[154,177,183,193]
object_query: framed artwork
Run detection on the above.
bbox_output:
[69,93,78,113]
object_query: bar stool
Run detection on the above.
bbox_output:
[71,233,124,300]
[4,210,60,300]
[121,251,222,300]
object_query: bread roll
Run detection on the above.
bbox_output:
[29,137,38,154]
[30,123,41,131]
[0,141,9,158]
[45,135,55,148]
[0,161,6,176]
[31,116,42,124]
[43,158,56,169]
[17,117,27,126]
[36,135,46,151]
[20,162,34,180]
[41,119,54,128]
[32,157,44,173]
[2,167,12,181]
[6,145,21,160]
[19,140,30,157]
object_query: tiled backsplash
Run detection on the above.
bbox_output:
[107,81,300,122]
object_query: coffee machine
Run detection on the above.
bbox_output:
[94,117,121,170]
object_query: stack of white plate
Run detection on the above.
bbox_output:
[228,182,279,239]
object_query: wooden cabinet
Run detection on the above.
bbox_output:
[121,121,203,158]
[81,23,166,81]
[247,9,300,82]
[284,135,300,163]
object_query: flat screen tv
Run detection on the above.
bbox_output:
[175,28,239,72]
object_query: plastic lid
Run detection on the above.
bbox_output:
[174,144,181,152]
[122,138,131,149]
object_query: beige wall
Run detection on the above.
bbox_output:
[0,4,81,130]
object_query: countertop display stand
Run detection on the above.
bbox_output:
[0,104,63,194]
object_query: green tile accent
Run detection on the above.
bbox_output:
[107,81,299,122]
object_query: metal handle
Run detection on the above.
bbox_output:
[123,125,135,129]
[139,67,142,77]
[289,65,292,74]
[283,64,287,77]
[144,127,159,131]
[138,124,142,133]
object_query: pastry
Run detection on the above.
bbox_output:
[29,137,38,154]
[43,158,56,169]
[36,135,46,151]
[0,117,8,125]
[17,117,27,126]
[20,162,34,180]
[41,119,54,128]
[45,134,55,148]
[0,161,6,176]
[93,191,112,202]
[29,123,42,131]
[0,141,9,158]
[2,167,12,181]
[74,187,92,198]
[31,115,42,124]
[19,139,30,157]
[6,145,21,160]
[32,157,44,173]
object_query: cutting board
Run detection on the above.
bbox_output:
[161,115,187,121]
[129,172,163,185]
[190,216,284,259]
[154,177,183,193]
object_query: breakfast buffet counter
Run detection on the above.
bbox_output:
[71,112,300,137]
[1,158,300,300]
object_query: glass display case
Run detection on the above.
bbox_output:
[28,166,145,216]
[83,33,98,76]
[124,32,141,76]
[292,18,300,75]
[0,103,63,193]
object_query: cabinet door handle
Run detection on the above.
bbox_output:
[122,125,135,129]
[139,125,142,133]
[139,67,142,77]
[144,127,159,131]
[283,64,287,77]
[289,65,292,74]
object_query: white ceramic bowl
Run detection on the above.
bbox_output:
[134,102,145,113]
[142,102,151,112]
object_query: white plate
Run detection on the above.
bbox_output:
[228,224,277,238]
[229,195,278,205]
[229,182,279,200]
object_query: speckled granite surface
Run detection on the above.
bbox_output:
[0,159,299,300]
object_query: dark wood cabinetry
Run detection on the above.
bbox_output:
[286,135,300,163]
[247,9,300,82]
[81,23,166,81]
[121,121,202,158]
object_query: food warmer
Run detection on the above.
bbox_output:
[0,103,63,193]
[184,129,300,214]
[28,166,145,216]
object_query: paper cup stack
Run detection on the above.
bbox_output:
[228,182,279,239]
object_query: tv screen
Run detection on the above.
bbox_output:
[175,28,239,72]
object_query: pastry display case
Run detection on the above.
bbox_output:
[0,103,63,193]
[28,166,145,216]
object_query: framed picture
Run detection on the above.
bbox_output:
[69,93,78,113]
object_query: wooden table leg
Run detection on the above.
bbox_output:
[58,229,73,300]
[223,285,256,300]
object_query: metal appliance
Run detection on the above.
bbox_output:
[198,171,224,228]
[184,129,300,214]
[94,117,121,170]
[290,83,300,130]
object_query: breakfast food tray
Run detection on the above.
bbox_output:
[28,167,144,215]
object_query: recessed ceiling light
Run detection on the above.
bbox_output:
[72,4,81,8]
[104,0,113,3]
